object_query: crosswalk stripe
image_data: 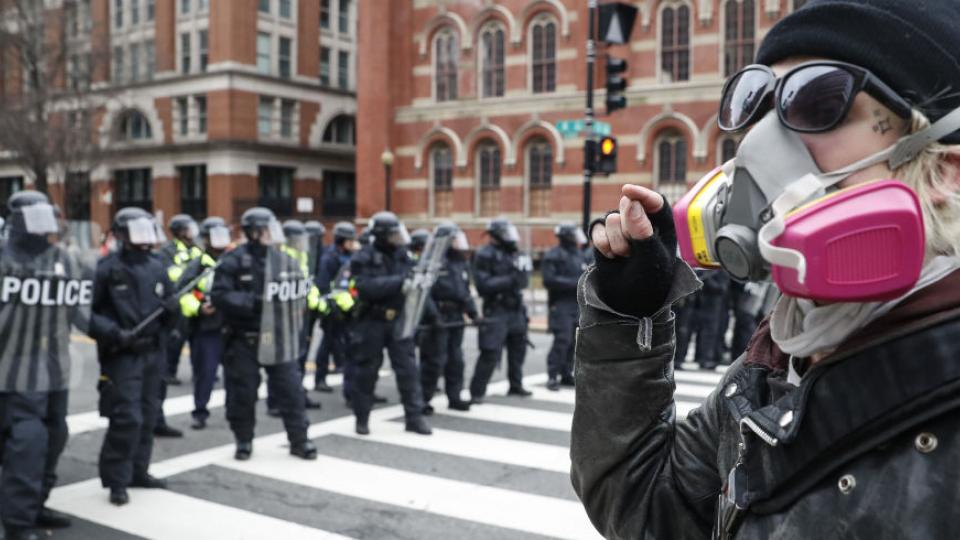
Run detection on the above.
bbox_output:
[526,387,576,404]
[47,481,353,540]
[674,370,726,385]
[218,449,602,540]
[348,420,571,473]
[678,401,701,417]
[440,403,572,432]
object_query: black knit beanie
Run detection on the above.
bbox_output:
[756,0,960,143]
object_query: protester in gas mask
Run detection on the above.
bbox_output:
[571,2,960,538]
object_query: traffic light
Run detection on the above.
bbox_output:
[605,56,628,114]
[596,136,618,175]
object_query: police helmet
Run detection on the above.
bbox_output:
[486,218,519,247]
[333,221,357,243]
[305,220,325,238]
[112,207,160,247]
[370,211,410,247]
[169,214,198,238]
[409,228,431,252]
[282,219,306,237]
[7,190,59,239]
[435,220,469,251]
[555,222,587,246]
[240,207,281,243]
[199,216,230,250]
[199,216,226,236]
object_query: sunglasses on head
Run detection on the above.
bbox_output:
[718,60,913,134]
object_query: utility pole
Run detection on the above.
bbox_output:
[582,0,598,234]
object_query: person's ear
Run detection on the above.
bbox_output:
[932,152,960,207]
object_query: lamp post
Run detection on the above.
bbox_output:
[381,149,395,212]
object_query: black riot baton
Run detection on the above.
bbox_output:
[129,263,220,336]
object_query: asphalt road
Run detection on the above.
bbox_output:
[11,329,724,540]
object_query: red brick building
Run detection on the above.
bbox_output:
[357,0,805,251]
[0,0,358,235]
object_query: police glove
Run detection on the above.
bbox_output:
[592,186,677,318]
[117,328,138,348]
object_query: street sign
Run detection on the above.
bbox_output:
[555,119,612,138]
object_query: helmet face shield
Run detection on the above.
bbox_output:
[502,223,520,244]
[208,225,231,249]
[127,217,161,246]
[286,233,308,252]
[185,221,200,241]
[263,218,286,245]
[389,222,411,247]
[452,231,469,251]
[20,203,59,235]
[573,228,588,246]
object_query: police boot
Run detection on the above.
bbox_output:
[305,396,322,410]
[130,473,168,489]
[405,417,433,435]
[448,400,471,412]
[154,423,184,438]
[507,386,533,397]
[36,507,73,528]
[4,526,46,540]
[290,440,318,460]
[109,487,130,506]
[235,441,253,461]
[546,377,560,391]
[373,394,388,404]
[422,403,434,416]
[314,382,334,393]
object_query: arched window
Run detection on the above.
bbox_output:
[530,16,556,93]
[719,136,739,164]
[655,129,688,202]
[322,114,356,145]
[116,109,152,141]
[476,140,501,216]
[526,137,553,217]
[479,23,505,98]
[431,143,454,217]
[724,0,755,77]
[661,4,690,82]
[434,29,459,102]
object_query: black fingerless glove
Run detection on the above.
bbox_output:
[593,197,678,318]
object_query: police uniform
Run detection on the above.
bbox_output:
[0,192,81,539]
[348,212,431,435]
[420,229,476,412]
[542,224,588,390]
[470,220,532,402]
[90,208,173,506]
[209,207,316,461]
[314,222,357,394]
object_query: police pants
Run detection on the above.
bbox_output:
[190,330,223,421]
[470,307,527,398]
[349,318,424,423]
[673,296,698,367]
[0,390,68,529]
[222,335,307,444]
[694,291,727,367]
[316,319,350,387]
[266,330,310,411]
[156,330,187,428]
[98,350,162,488]
[420,321,466,405]
[546,300,578,380]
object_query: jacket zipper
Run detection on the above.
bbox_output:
[740,416,779,447]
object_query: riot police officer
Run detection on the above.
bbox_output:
[177,217,230,430]
[0,192,80,539]
[470,218,532,403]
[408,228,430,261]
[153,214,201,439]
[90,207,174,506]
[542,223,588,391]
[314,221,357,393]
[420,222,475,414]
[304,220,326,278]
[210,208,317,461]
[349,212,431,436]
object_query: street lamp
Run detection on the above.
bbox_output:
[381,149,395,212]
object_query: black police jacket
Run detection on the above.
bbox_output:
[350,243,412,314]
[178,251,223,333]
[542,244,586,305]
[89,249,172,353]
[571,261,960,540]
[472,243,526,309]
[430,250,478,322]
[210,243,268,332]
[316,244,349,294]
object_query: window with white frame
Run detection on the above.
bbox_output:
[180,32,191,74]
[181,0,190,14]
[113,46,124,82]
[322,115,355,145]
[526,137,553,216]
[199,30,208,71]
[258,0,269,13]
[476,141,501,216]
[338,0,350,33]
[320,46,331,86]
[177,97,189,135]
[320,0,330,29]
[661,3,691,82]
[258,97,273,136]
[279,37,292,78]
[724,0,755,77]
[132,0,140,23]
[145,40,155,79]
[147,0,155,20]
[257,33,271,74]
[434,29,458,102]
[197,95,207,134]
[280,0,292,18]
[114,0,123,28]
[655,129,688,202]
[431,143,454,217]
[116,109,152,141]
[280,99,295,138]
[175,95,208,137]
[199,0,208,11]
[337,51,349,89]
[530,16,556,93]
[130,43,141,81]
[479,23,505,98]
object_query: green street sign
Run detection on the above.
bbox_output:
[555,119,612,138]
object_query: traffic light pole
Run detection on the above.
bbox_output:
[582,0,597,234]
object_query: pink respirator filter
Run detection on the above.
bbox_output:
[771,179,925,302]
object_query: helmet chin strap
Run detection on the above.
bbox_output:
[758,106,960,284]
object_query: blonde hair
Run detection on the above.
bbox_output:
[893,110,960,259]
